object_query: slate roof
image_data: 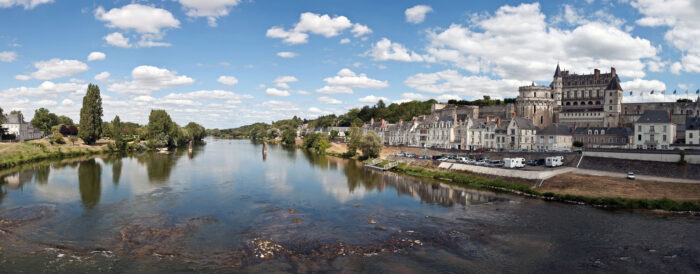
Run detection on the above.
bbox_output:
[554,63,561,77]
[636,110,670,123]
[573,127,633,136]
[686,117,700,130]
[3,114,23,124]
[606,75,622,90]
[511,117,537,130]
[538,124,572,135]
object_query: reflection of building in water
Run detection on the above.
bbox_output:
[1,169,40,190]
[375,171,506,207]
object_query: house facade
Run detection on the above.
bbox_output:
[1,114,43,141]
[535,124,572,151]
[634,110,676,149]
[685,117,700,145]
[572,127,633,149]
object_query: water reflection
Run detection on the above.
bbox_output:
[78,159,101,209]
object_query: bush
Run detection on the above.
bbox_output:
[302,133,330,153]
[359,131,383,158]
[51,132,66,144]
[281,128,297,146]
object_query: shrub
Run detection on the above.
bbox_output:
[359,131,383,158]
[51,132,66,144]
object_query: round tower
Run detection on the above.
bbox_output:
[516,83,555,128]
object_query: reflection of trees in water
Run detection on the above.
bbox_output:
[102,154,124,185]
[379,172,506,207]
[302,150,333,170]
[35,165,50,184]
[78,159,102,209]
[343,159,382,193]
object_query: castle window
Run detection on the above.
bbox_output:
[609,100,612,104]
[596,101,601,105]
[609,106,612,110]
[566,102,570,106]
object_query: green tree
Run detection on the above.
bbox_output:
[346,126,362,156]
[9,110,22,115]
[184,122,206,141]
[147,109,174,147]
[111,115,125,150]
[359,131,383,158]
[0,107,6,136]
[57,115,74,126]
[31,108,59,136]
[281,128,297,146]
[302,133,330,153]
[79,84,103,145]
[329,130,339,139]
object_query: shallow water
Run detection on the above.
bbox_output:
[0,139,698,272]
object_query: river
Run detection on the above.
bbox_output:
[0,139,698,272]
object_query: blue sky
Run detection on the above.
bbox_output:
[0,0,698,128]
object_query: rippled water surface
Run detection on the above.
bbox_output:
[0,139,698,272]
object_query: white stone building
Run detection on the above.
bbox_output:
[535,124,573,151]
[634,110,676,150]
[1,114,43,141]
[685,117,700,145]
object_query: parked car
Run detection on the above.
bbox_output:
[527,160,539,166]
[545,156,564,167]
[475,159,488,166]
[456,157,469,163]
[627,172,635,180]
[504,158,525,168]
[448,155,457,159]
[488,160,504,167]
[437,157,449,162]
[407,154,416,158]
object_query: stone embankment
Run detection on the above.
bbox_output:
[438,162,573,180]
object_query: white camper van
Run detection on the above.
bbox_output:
[545,156,564,167]
[504,158,525,168]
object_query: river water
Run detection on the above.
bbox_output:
[0,139,698,272]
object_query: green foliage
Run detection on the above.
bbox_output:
[359,131,383,158]
[346,126,362,157]
[111,115,126,151]
[0,107,6,136]
[302,133,330,153]
[679,150,687,166]
[184,122,206,141]
[79,84,103,145]
[281,128,297,146]
[69,135,79,145]
[31,108,59,135]
[448,95,516,106]
[57,115,74,126]
[573,141,584,148]
[50,132,66,145]
[677,98,693,103]
[329,129,339,139]
[147,109,174,144]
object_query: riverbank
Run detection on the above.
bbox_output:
[390,163,700,212]
[0,139,111,169]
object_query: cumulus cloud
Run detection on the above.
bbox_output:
[323,68,389,89]
[400,92,428,100]
[17,58,89,80]
[178,0,241,27]
[107,65,194,95]
[266,12,371,44]
[404,69,528,98]
[265,88,291,97]
[87,51,106,61]
[0,51,17,62]
[317,96,342,105]
[368,38,424,62]
[273,75,298,89]
[0,81,87,98]
[358,95,389,104]
[340,38,350,44]
[94,71,110,82]
[421,3,658,80]
[315,85,353,94]
[277,51,298,58]
[217,75,238,86]
[405,5,433,24]
[95,4,179,48]
[0,0,53,9]
[162,90,253,104]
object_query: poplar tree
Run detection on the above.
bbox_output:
[112,115,125,150]
[79,84,103,145]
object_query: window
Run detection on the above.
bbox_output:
[663,135,667,141]
[638,134,642,141]
[663,125,667,132]
[650,126,655,132]
[638,125,642,131]
[609,106,612,111]
[691,133,695,138]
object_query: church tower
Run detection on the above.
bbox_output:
[604,74,623,127]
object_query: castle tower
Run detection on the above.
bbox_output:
[552,63,563,106]
[515,83,555,128]
[603,74,623,127]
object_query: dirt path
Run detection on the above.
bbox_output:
[541,173,700,200]
[570,168,700,184]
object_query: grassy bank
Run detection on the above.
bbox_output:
[392,163,700,212]
[0,139,111,169]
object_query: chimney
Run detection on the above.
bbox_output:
[610,67,616,77]
[370,118,374,125]
[496,117,501,127]
[381,119,386,127]
[486,116,490,123]
[594,69,600,78]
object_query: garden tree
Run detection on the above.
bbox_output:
[329,130,339,139]
[31,108,59,135]
[57,115,74,126]
[376,99,386,109]
[281,128,296,146]
[346,126,362,156]
[10,110,22,115]
[302,132,330,152]
[267,128,280,139]
[359,131,383,158]
[79,84,103,145]
[0,107,6,136]
[147,109,174,147]
[69,135,78,145]
[111,115,125,150]
[184,122,206,141]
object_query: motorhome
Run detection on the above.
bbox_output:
[504,158,525,168]
[545,156,564,167]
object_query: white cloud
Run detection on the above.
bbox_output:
[404,70,528,98]
[405,5,433,24]
[265,88,291,97]
[277,51,298,58]
[340,38,350,44]
[94,71,110,82]
[0,0,53,9]
[217,75,238,86]
[358,95,389,104]
[107,65,194,95]
[0,81,87,98]
[401,92,428,100]
[14,75,30,81]
[95,4,179,48]
[323,68,389,89]
[87,51,106,61]
[436,94,462,102]
[670,62,683,75]
[266,12,370,44]
[178,0,241,27]
[621,78,667,93]
[315,85,353,94]
[317,96,342,105]
[36,99,57,106]
[20,58,89,80]
[423,3,658,80]
[104,32,132,48]
[0,51,17,62]
[61,99,74,106]
[273,75,298,89]
[162,90,253,104]
[368,38,424,62]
